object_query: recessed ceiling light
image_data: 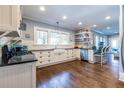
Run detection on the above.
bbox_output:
[93,25,97,27]
[78,22,82,25]
[105,16,111,20]
[62,16,67,20]
[106,27,111,30]
[40,6,45,11]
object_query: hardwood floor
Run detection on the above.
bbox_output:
[36,59,124,88]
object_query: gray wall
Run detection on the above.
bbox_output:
[21,18,75,41]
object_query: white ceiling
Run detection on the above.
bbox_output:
[22,5,119,35]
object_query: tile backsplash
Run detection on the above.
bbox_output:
[21,40,74,50]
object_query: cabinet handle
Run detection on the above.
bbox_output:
[40,52,42,54]
[48,55,50,57]
[48,60,50,62]
[40,56,42,58]
[40,61,42,63]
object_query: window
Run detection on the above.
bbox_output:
[50,32,70,45]
[112,40,117,48]
[102,36,107,46]
[50,32,58,45]
[95,35,99,48]
[34,27,70,45]
[111,36,119,49]
[95,35,107,48]
[60,33,70,45]
[35,29,48,44]
[100,36,103,42]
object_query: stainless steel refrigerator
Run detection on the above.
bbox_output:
[119,5,124,81]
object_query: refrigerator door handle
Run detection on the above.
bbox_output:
[121,32,124,72]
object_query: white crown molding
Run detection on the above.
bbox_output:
[22,16,74,31]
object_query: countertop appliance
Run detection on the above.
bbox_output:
[12,44,29,56]
[1,44,31,64]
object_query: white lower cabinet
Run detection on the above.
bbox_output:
[33,49,80,67]
[0,62,36,88]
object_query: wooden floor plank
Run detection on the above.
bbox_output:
[36,59,124,88]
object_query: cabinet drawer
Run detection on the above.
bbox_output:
[39,57,50,61]
[38,55,51,58]
[39,51,51,54]
[67,50,74,53]
[39,61,49,65]
[37,59,52,65]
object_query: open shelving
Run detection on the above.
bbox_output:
[75,29,93,48]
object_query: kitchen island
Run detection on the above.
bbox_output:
[80,48,94,63]
[0,54,37,88]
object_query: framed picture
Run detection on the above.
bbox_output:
[25,34,30,38]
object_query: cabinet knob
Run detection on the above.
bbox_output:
[40,56,42,58]
[40,61,42,63]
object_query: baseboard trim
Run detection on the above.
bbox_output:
[119,72,124,82]
[37,58,79,68]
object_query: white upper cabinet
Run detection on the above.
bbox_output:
[0,5,21,32]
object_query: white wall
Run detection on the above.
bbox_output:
[21,18,75,50]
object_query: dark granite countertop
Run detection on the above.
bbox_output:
[0,54,37,67]
[30,48,80,51]
[80,48,93,50]
[30,48,93,52]
[30,49,54,51]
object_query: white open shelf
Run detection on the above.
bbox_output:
[75,29,93,48]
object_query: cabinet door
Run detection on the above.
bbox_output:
[74,49,80,59]
[81,50,84,60]
[0,6,20,31]
[88,50,94,63]
[32,52,39,66]
[85,50,88,60]
[81,49,87,61]
[0,7,2,28]
[83,50,86,60]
